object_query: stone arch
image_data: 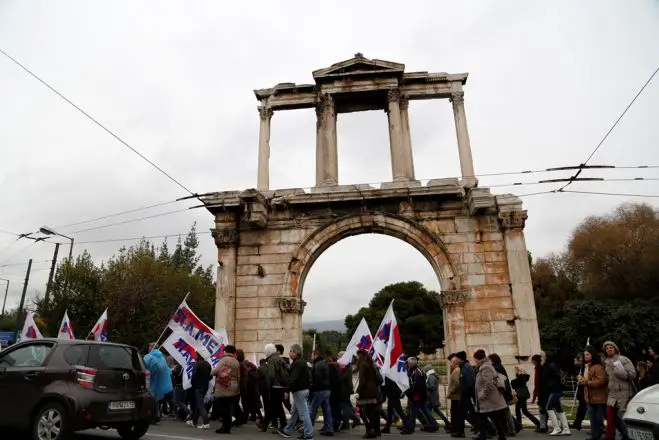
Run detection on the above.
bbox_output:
[283,212,461,300]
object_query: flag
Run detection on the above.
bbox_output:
[90,309,108,342]
[162,329,198,390]
[19,312,43,341]
[57,310,75,340]
[167,300,230,367]
[338,317,373,366]
[371,301,409,392]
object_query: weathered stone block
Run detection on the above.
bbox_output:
[461,253,484,264]
[257,285,280,297]
[465,321,490,333]
[280,229,307,243]
[462,274,485,287]
[484,262,508,274]
[258,297,278,308]
[483,252,507,262]
[235,318,260,331]
[259,318,283,330]
[236,273,285,287]
[258,329,284,342]
[236,308,258,319]
[464,263,485,275]
[259,307,281,319]
[483,241,505,252]
[236,297,258,309]
[484,273,510,285]
[260,244,298,254]
[240,253,292,265]
[465,297,513,310]
[464,310,490,322]
[473,284,509,298]
[238,246,260,256]
[241,230,282,246]
[491,320,517,333]
[455,217,476,233]
[236,286,258,297]
[482,232,503,242]
[235,330,258,342]
[466,331,516,346]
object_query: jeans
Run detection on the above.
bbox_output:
[407,399,438,431]
[284,389,313,438]
[385,397,404,427]
[309,389,333,433]
[429,405,451,429]
[173,385,190,418]
[588,404,606,440]
[192,387,209,425]
[545,392,564,412]
[361,404,381,436]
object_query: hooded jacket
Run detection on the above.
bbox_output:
[602,341,636,410]
[143,348,174,400]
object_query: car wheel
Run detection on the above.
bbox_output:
[32,402,69,440]
[117,421,150,439]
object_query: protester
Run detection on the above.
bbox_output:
[602,341,636,440]
[531,354,548,433]
[456,351,478,434]
[355,349,382,439]
[381,376,405,434]
[277,344,313,439]
[187,352,211,429]
[447,353,464,438]
[539,351,570,436]
[276,344,293,415]
[580,346,607,440]
[171,362,192,420]
[211,344,241,434]
[510,366,539,431]
[570,353,586,431]
[637,361,654,390]
[424,363,451,432]
[337,352,356,431]
[473,349,508,440]
[143,342,174,423]
[258,343,288,432]
[309,351,334,436]
[488,354,517,436]
[401,356,438,434]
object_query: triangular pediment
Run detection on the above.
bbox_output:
[313,53,405,80]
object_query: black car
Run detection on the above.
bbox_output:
[0,338,156,440]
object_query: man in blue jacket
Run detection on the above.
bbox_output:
[144,342,174,423]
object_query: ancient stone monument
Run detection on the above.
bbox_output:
[202,54,541,368]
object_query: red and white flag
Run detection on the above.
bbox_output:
[19,312,43,341]
[90,309,108,342]
[371,301,409,392]
[338,317,373,365]
[57,310,75,340]
[162,329,198,390]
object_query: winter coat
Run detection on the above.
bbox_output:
[539,359,563,401]
[288,357,311,392]
[311,357,330,391]
[340,363,354,397]
[583,363,608,404]
[211,353,241,397]
[426,370,441,407]
[459,362,476,396]
[448,366,461,401]
[603,342,636,410]
[265,352,288,389]
[356,361,379,404]
[191,359,212,390]
[491,361,513,403]
[143,349,173,400]
[475,360,507,414]
[510,373,531,401]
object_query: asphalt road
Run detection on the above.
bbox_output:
[54,419,590,440]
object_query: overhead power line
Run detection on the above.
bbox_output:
[0,260,51,268]
[563,190,659,198]
[0,47,197,197]
[68,208,192,234]
[55,199,181,230]
[490,176,659,188]
[0,228,19,237]
[74,231,212,245]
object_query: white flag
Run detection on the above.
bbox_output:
[338,318,373,366]
[371,301,409,392]
[90,309,108,342]
[162,330,198,390]
[19,312,43,341]
[57,310,75,340]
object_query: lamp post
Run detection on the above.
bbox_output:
[39,226,74,298]
[0,278,9,316]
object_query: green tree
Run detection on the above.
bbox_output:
[344,281,444,356]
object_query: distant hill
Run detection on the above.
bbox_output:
[302,319,346,333]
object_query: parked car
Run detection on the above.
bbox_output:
[624,383,659,440]
[0,338,156,440]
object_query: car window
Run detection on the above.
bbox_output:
[64,345,90,365]
[88,345,140,370]
[0,343,54,367]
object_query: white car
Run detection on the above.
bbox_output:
[624,384,659,440]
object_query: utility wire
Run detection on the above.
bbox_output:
[0,260,51,268]
[489,176,659,188]
[0,48,197,197]
[0,228,19,237]
[563,190,659,198]
[0,241,35,266]
[558,64,659,192]
[73,231,212,245]
[54,199,181,230]
[68,208,192,234]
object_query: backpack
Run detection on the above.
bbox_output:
[217,364,232,387]
[276,359,289,387]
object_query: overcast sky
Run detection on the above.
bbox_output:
[1,1,658,324]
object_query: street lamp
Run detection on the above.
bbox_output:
[39,226,74,262]
[39,226,74,302]
[0,278,8,316]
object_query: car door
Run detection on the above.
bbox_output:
[0,342,56,427]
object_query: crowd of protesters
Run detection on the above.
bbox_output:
[141,340,659,439]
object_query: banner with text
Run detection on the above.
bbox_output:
[162,329,198,390]
[338,317,373,366]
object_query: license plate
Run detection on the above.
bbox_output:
[108,401,136,411]
[628,427,654,440]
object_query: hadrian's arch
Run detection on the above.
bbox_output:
[202,54,541,372]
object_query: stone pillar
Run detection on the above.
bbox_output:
[257,106,273,191]
[386,89,412,181]
[399,95,415,180]
[315,93,338,186]
[438,289,471,355]
[212,223,238,341]
[450,91,477,187]
[278,297,306,353]
[498,210,542,358]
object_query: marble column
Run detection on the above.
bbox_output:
[212,224,238,340]
[438,289,471,355]
[315,94,338,186]
[399,95,415,180]
[498,210,542,358]
[257,106,273,191]
[450,91,477,187]
[386,89,409,181]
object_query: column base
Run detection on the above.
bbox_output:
[460,177,478,188]
[380,180,422,189]
[311,184,375,194]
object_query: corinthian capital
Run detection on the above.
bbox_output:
[277,297,307,314]
[437,289,471,308]
[258,106,273,120]
[315,93,334,117]
[387,88,401,103]
[399,95,409,110]
[450,91,464,105]
[498,210,528,230]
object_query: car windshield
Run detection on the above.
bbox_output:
[87,345,140,371]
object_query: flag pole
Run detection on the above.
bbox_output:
[154,292,190,348]
[570,336,588,417]
[312,332,317,355]
[85,308,107,340]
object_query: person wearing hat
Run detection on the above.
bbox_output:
[602,341,635,440]
[447,353,464,437]
[401,356,439,434]
[455,351,478,435]
[424,363,451,432]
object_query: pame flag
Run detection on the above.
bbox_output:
[90,309,109,342]
[162,330,198,390]
[167,300,229,366]
[372,301,409,392]
[57,310,75,340]
[338,317,373,366]
[19,312,43,342]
